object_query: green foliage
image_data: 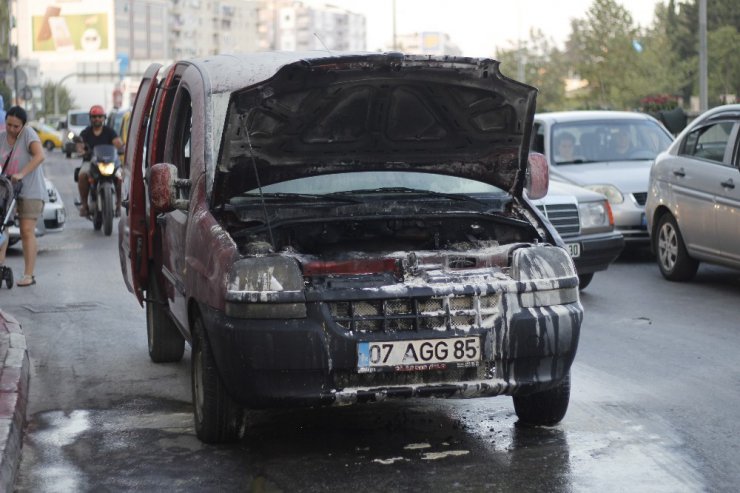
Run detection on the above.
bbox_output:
[0,81,10,111]
[38,80,75,117]
[707,26,739,105]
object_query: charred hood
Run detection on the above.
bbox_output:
[214,53,538,205]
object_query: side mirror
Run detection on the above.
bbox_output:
[147,163,191,213]
[526,152,549,200]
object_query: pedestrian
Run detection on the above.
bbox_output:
[0,105,46,287]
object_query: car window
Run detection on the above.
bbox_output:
[680,121,734,164]
[550,119,673,163]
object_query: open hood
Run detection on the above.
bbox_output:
[214,53,537,206]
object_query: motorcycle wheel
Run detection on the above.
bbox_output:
[101,183,114,236]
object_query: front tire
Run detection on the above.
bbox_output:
[577,273,594,290]
[513,372,571,426]
[101,184,114,236]
[146,274,184,363]
[44,140,55,151]
[191,315,245,443]
[656,213,698,281]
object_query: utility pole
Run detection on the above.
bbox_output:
[698,0,708,111]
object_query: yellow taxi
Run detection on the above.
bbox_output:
[29,121,63,151]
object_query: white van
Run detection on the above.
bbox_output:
[61,109,90,158]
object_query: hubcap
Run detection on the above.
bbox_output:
[658,222,678,272]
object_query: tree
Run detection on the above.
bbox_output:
[0,81,10,111]
[566,0,645,109]
[707,26,740,104]
[495,28,569,112]
[39,80,75,117]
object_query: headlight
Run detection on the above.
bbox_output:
[97,162,115,176]
[584,184,624,205]
[579,200,614,234]
[47,187,58,202]
[67,131,75,140]
[225,256,307,319]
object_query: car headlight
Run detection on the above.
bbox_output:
[225,256,307,319]
[67,131,75,140]
[47,187,58,203]
[584,184,624,205]
[579,200,614,234]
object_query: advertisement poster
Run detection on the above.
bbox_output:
[31,2,110,53]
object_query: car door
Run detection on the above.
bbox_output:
[159,80,194,329]
[715,120,740,264]
[669,120,734,258]
[119,63,161,304]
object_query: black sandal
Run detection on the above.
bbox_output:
[17,275,35,287]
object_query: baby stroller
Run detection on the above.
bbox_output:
[0,174,21,289]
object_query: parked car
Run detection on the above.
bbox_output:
[532,111,674,244]
[646,104,740,281]
[7,177,66,246]
[28,121,63,151]
[119,52,583,443]
[531,181,624,289]
[60,109,90,158]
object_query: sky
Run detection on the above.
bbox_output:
[307,0,664,56]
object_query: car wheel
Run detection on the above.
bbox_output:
[146,274,184,363]
[44,140,55,151]
[513,371,571,426]
[65,152,71,158]
[191,314,245,443]
[577,273,594,290]
[656,213,698,281]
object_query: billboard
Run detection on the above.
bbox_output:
[27,1,113,57]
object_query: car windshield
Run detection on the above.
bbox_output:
[231,171,506,204]
[551,119,673,164]
[69,113,90,127]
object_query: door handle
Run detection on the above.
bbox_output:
[673,168,685,177]
[720,179,735,189]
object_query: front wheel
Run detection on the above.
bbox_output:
[191,315,245,443]
[577,273,594,290]
[146,274,184,363]
[44,140,55,151]
[100,183,114,236]
[513,372,571,426]
[656,213,698,281]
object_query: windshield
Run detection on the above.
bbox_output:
[232,171,506,202]
[551,119,673,164]
[69,113,90,127]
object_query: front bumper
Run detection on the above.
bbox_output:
[200,292,582,409]
[565,231,625,275]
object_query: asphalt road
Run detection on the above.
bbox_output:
[4,151,740,492]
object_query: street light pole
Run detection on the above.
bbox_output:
[698,0,708,112]
[54,73,76,116]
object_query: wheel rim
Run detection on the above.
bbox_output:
[658,221,678,272]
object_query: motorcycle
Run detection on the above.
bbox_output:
[75,144,121,236]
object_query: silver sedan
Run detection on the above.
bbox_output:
[533,111,674,245]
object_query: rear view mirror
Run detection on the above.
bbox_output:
[526,152,549,200]
[147,163,191,213]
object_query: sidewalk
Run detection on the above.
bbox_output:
[0,309,30,492]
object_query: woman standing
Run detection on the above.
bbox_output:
[0,106,46,287]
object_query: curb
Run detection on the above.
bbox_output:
[0,310,29,492]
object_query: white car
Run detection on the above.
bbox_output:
[7,177,66,246]
[531,180,624,289]
[646,104,740,281]
[533,111,674,244]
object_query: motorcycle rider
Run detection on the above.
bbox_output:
[76,105,123,217]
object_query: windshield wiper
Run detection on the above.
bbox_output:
[327,187,489,205]
[232,192,363,204]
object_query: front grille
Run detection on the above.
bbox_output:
[632,192,647,206]
[536,203,580,236]
[328,294,499,333]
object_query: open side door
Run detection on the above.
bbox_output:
[119,63,162,305]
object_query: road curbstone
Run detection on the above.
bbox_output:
[0,310,30,492]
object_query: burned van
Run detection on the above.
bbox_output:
[119,52,582,443]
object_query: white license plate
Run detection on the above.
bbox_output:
[357,337,480,373]
[56,208,66,223]
[566,242,581,258]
